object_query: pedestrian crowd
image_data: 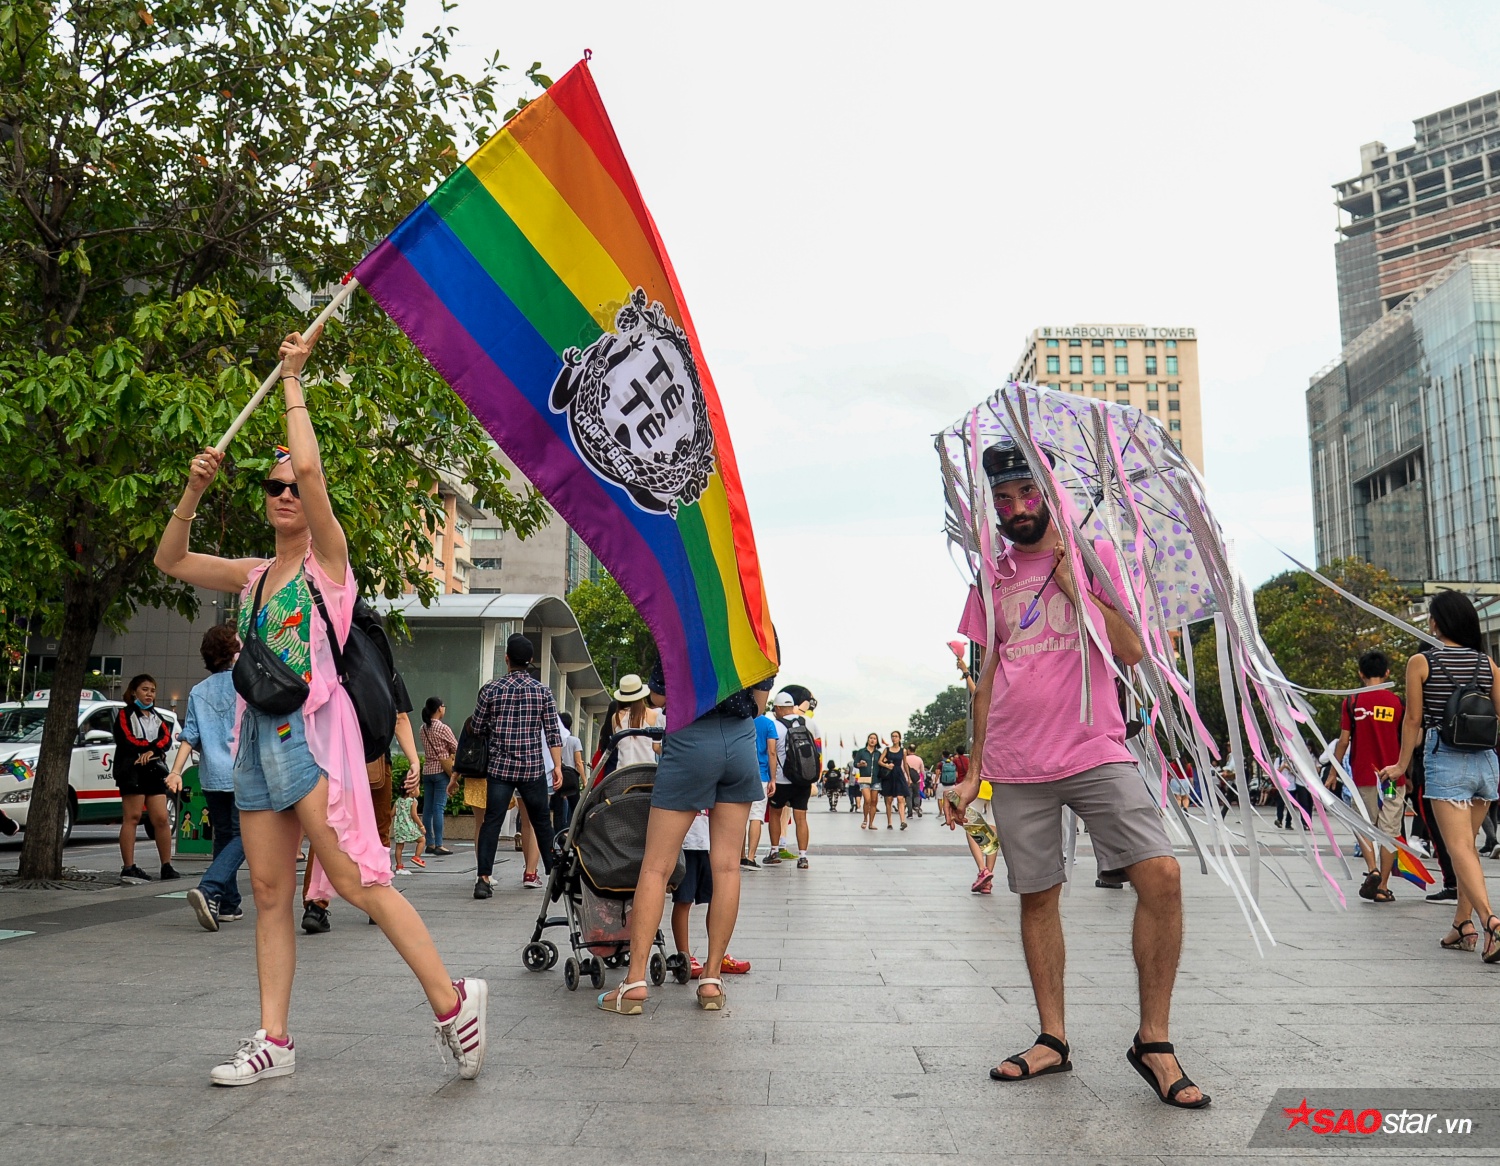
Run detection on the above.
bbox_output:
[97,329,1494,1111]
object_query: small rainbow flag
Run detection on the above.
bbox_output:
[355,59,776,724]
[275,722,292,742]
[1393,847,1434,888]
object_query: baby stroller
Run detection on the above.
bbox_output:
[521,726,691,992]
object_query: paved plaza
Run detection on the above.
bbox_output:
[3,803,1498,1164]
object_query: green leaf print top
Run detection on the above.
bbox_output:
[239,569,314,682]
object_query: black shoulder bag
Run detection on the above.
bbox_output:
[306,576,397,764]
[453,716,490,777]
[232,569,311,716]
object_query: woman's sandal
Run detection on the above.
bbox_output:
[1483,916,1500,964]
[1372,887,1394,902]
[1441,920,1477,952]
[696,977,726,1011]
[989,1032,1071,1081]
[597,980,648,1015]
[1126,1033,1211,1109]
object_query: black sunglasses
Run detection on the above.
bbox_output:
[261,479,301,499]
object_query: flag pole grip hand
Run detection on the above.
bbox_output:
[212,277,361,455]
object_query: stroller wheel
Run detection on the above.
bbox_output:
[665,952,690,985]
[564,957,580,992]
[542,940,559,970]
[648,950,666,987]
[587,958,606,990]
[522,942,550,973]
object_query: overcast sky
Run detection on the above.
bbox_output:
[405,0,1498,757]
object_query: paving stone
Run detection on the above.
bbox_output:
[5,807,1500,1162]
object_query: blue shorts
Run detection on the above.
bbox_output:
[1423,728,1499,804]
[672,849,713,905]
[651,714,762,811]
[233,705,323,813]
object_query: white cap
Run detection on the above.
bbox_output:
[772,691,795,708]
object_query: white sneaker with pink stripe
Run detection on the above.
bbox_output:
[210,1029,295,1086]
[435,977,488,1079]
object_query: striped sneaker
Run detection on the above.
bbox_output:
[435,977,488,1079]
[210,1030,295,1086]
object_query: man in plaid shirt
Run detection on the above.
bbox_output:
[470,634,563,899]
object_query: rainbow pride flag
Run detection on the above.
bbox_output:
[1392,846,1434,888]
[354,59,776,723]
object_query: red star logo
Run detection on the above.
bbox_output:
[1284,1098,1314,1129]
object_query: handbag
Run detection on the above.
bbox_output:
[232,569,311,716]
[453,716,489,776]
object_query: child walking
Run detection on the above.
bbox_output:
[392,786,425,872]
[672,809,751,980]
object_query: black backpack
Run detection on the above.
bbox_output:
[307,580,397,764]
[780,716,819,786]
[1433,650,1499,752]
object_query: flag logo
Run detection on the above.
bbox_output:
[550,288,715,516]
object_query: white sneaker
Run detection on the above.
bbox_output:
[210,1030,295,1086]
[435,977,488,1079]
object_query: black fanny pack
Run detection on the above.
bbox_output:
[232,568,311,716]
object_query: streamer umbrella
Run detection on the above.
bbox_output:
[936,383,1421,949]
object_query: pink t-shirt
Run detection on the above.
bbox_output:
[958,542,1134,783]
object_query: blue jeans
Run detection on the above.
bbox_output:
[421,776,447,848]
[198,789,243,912]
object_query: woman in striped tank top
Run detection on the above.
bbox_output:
[1379,590,1500,961]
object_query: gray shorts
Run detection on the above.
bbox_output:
[990,762,1173,894]
[651,714,763,812]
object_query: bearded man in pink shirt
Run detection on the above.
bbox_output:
[944,440,1209,1110]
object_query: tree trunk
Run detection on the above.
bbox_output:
[18,587,104,880]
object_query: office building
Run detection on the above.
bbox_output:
[1307,248,1500,583]
[467,446,602,597]
[1333,89,1500,346]
[1009,324,1205,471]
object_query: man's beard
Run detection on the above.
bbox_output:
[1000,506,1051,547]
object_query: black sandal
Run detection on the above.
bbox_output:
[1126,1032,1211,1108]
[1483,915,1500,964]
[1372,887,1395,903]
[989,1032,1071,1081]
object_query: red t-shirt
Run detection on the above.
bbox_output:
[1341,689,1404,787]
[953,754,970,782]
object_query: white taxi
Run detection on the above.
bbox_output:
[0,698,180,843]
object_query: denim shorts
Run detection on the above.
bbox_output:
[233,705,324,812]
[651,714,763,811]
[1422,728,1499,805]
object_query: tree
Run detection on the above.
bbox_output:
[903,684,970,769]
[568,574,655,690]
[0,2,551,880]
[1191,558,1419,756]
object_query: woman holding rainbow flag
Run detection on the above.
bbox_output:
[154,327,487,1086]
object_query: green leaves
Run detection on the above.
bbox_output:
[0,3,553,649]
[569,574,655,686]
[1191,558,1419,749]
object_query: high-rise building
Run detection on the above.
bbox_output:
[1333,89,1500,346]
[1307,248,1500,583]
[1009,324,1204,471]
[467,446,602,597]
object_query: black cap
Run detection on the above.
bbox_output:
[506,633,534,666]
[981,440,1054,487]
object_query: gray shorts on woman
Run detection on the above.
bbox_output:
[650,714,762,812]
[990,762,1174,894]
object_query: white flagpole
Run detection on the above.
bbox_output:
[212,277,361,454]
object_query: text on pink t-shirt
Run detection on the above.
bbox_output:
[958,541,1135,783]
